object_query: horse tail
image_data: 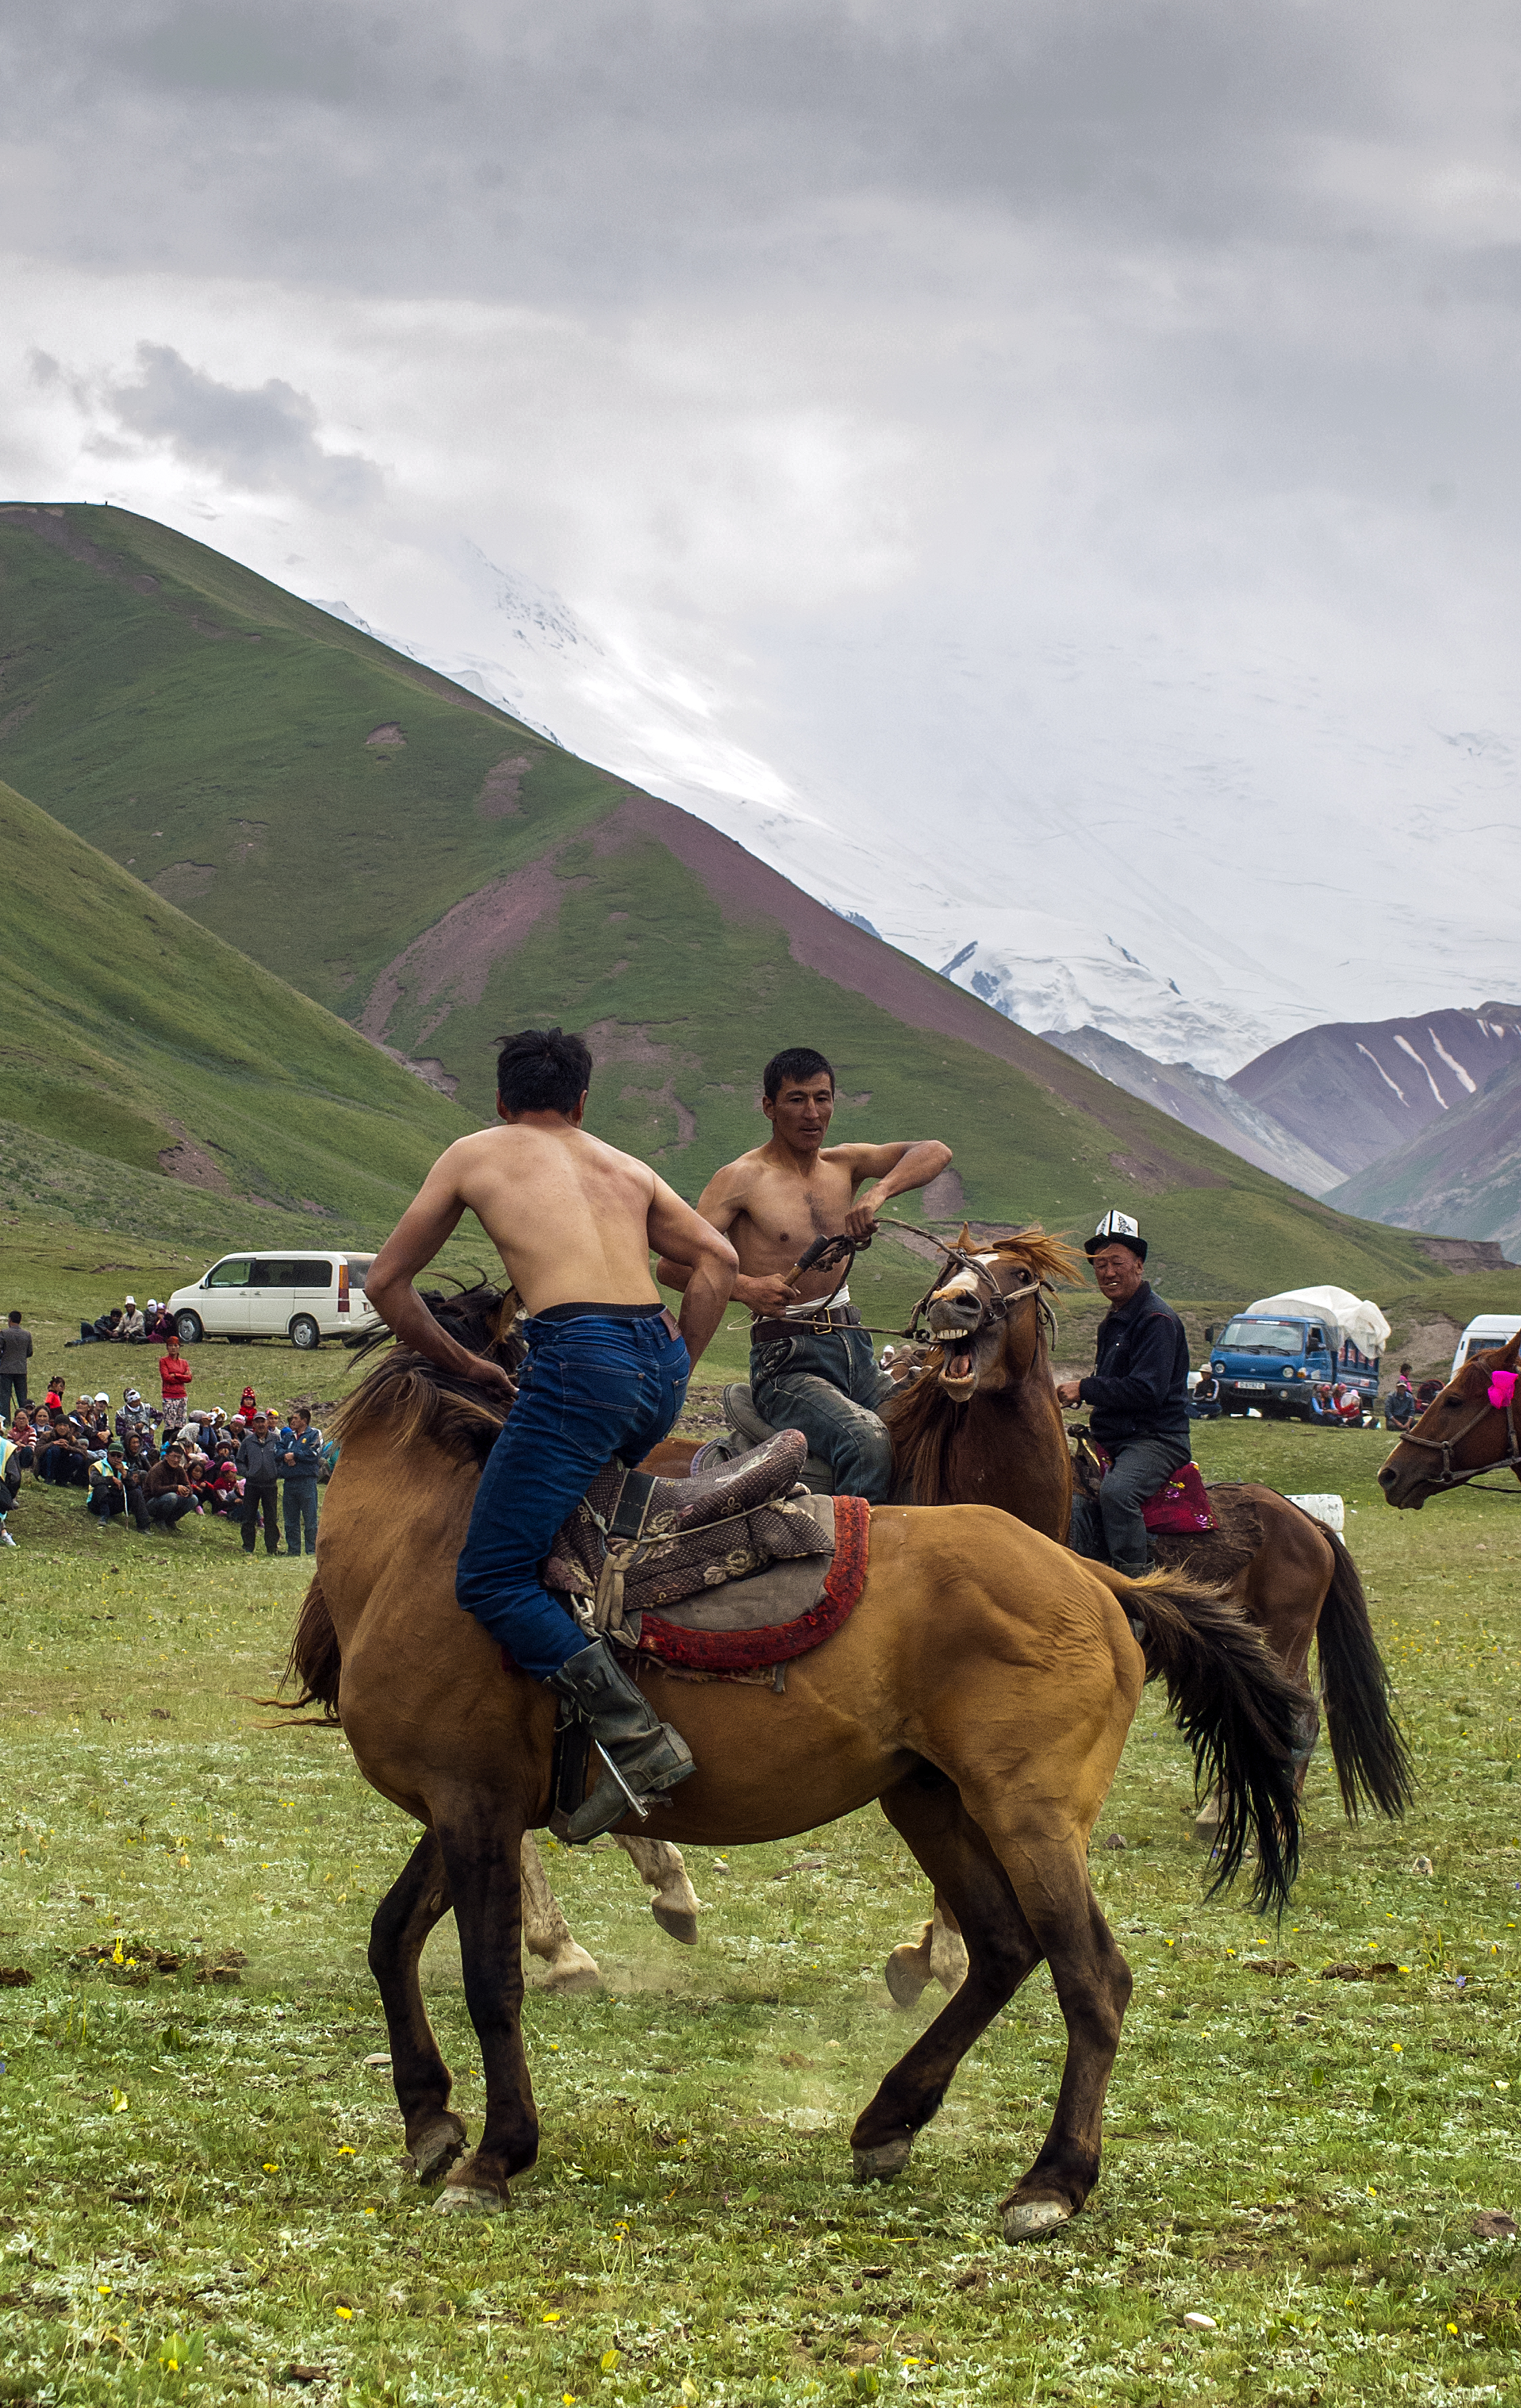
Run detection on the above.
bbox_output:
[1108,1564,1303,1915]
[283,1574,343,1725]
[1313,1526,1414,1821]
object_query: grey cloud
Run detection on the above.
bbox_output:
[100,345,383,508]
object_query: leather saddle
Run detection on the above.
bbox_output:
[693,1385,836,1494]
[546,1427,835,1627]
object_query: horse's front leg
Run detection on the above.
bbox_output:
[433,1804,539,2214]
[618,1834,700,1944]
[368,1831,465,2186]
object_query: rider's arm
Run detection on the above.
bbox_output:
[835,1140,953,1238]
[654,1171,795,1316]
[366,1149,515,1399]
[646,1180,738,1371]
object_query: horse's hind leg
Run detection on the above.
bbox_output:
[433,1803,539,2214]
[368,1831,466,2186]
[853,1783,1040,2183]
[619,1834,700,1945]
[520,1836,602,1992]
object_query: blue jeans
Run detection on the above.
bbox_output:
[456,1310,690,1681]
[750,1323,894,1503]
[283,1478,319,1556]
[1069,1432,1192,1574]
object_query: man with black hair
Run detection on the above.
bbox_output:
[365,1024,739,1841]
[656,1045,951,1501]
[1056,1211,1190,1579]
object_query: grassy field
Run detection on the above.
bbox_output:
[0,1406,1518,2405]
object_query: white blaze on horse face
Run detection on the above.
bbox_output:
[931,1253,998,1305]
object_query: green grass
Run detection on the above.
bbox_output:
[0,504,1484,1302]
[0,1414,1518,2403]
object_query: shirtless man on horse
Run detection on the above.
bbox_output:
[656,1046,951,1501]
[365,1026,738,1839]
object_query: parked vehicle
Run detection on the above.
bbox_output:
[166,1251,379,1349]
[1204,1284,1390,1422]
[1449,1314,1521,1378]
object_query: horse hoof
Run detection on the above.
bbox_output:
[652,1904,699,1946]
[541,1948,603,1993]
[852,2134,913,2184]
[884,1946,931,2010]
[408,2116,466,2186]
[1003,2196,1071,2242]
[436,2182,504,2217]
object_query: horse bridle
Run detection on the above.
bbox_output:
[783,1220,1055,1347]
[1394,1386,1521,1491]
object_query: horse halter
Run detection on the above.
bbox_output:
[921,1248,1043,1347]
[1393,1384,1521,1491]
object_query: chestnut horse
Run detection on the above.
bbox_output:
[1378,1330,1521,1510]
[287,1290,1303,2238]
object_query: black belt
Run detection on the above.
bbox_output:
[533,1301,668,1324]
[751,1306,862,1341]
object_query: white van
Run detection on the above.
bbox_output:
[167,1252,379,1351]
[1449,1314,1521,1380]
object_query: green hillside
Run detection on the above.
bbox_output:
[0,500,1464,1303]
[0,775,477,1236]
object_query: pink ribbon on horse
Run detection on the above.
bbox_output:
[1489,1368,1518,1411]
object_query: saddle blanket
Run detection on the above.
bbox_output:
[637,1493,871,1672]
[1088,1444,1216,1533]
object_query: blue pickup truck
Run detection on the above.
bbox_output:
[1204,1307,1382,1422]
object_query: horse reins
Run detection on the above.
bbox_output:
[1395,1387,1521,1493]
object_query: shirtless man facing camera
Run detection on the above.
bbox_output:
[656,1046,951,1501]
[365,1026,738,1841]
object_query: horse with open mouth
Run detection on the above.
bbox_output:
[283,1280,1305,2237]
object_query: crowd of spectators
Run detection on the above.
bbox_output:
[1,1343,328,1555]
[70,1294,179,1347]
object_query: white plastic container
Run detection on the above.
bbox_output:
[1286,1492,1345,1533]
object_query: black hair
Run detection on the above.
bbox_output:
[763,1046,835,1103]
[496,1028,594,1117]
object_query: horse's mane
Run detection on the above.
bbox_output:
[331,1282,526,1467]
[884,1228,1082,1505]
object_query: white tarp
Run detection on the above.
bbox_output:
[1246,1286,1391,1363]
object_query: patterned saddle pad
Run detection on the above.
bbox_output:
[1083,1441,1216,1533]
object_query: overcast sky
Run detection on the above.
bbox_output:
[4,1,1519,1058]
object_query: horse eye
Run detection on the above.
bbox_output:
[1442,1395,1463,1409]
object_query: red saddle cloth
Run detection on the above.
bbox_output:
[640,1495,872,1672]
[1088,1445,1216,1533]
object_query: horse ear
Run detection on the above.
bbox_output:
[955,1223,972,1251]
[1499,1328,1521,1371]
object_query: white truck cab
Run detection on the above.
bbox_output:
[168,1251,379,1350]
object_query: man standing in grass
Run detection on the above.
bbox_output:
[0,1311,32,1422]
[656,1046,951,1501]
[279,1407,323,1558]
[237,1412,282,1556]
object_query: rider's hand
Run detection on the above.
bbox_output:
[470,1355,518,1403]
[739,1273,801,1316]
[1055,1378,1084,1407]
[843,1190,884,1239]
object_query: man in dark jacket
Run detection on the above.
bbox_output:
[237,1415,283,1556]
[1056,1211,1191,1579]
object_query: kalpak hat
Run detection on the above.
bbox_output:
[1084,1208,1148,1263]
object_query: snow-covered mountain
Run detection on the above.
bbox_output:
[306,546,1521,1079]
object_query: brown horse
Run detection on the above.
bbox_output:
[287,1288,1304,2238]
[1377,1330,1521,1510]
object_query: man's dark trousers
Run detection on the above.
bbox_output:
[750,1321,894,1501]
[456,1307,689,1679]
[283,1478,319,1557]
[1069,1434,1192,1576]
[242,1482,279,1554]
[0,1374,26,1421]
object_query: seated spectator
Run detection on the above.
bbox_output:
[116,1387,158,1447]
[239,1386,259,1427]
[6,1412,34,1474]
[1331,1380,1364,1426]
[1416,1378,1443,1407]
[198,1459,241,1518]
[74,1307,125,1345]
[119,1297,146,1343]
[87,1442,144,1529]
[143,1445,198,1531]
[43,1375,64,1414]
[40,1405,93,1487]
[1188,1367,1222,1422]
[0,1427,22,1545]
[121,1427,157,1479]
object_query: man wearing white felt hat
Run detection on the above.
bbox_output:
[1056,1210,1191,1579]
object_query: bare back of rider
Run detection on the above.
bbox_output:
[365,1027,739,1841]
[656,1045,951,1503]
